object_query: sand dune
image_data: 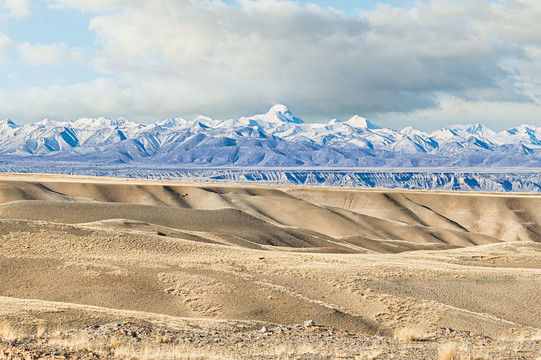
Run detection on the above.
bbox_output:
[0,173,540,346]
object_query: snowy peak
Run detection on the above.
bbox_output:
[344,115,380,129]
[400,126,416,134]
[400,126,428,136]
[263,104,304,124]
[430,128,460,141]
[267,104,289,114]
[464,123,495,136]
[451,123,496,138]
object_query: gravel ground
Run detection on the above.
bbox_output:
[1,321,539,360]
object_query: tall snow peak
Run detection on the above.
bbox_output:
[345,115,380,130]
[263,104,304,124]
[268,104,289,113]
[459,123,496,137]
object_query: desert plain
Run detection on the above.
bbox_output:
[0,173,539,359]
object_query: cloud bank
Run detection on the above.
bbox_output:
[1,0,541,130]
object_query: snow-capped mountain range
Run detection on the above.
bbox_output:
[1,104,540,168]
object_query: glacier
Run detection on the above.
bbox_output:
[1,104,541,192]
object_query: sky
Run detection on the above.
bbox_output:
[0,0,540,131]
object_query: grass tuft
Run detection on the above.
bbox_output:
[36,324,47,339]
[0,323,22,341]
[438,343,490,360]
[395,327,426,341]
[438,342,460,360]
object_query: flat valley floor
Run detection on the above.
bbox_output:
[0,173,539,359]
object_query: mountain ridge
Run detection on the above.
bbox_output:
[1,104,540,168]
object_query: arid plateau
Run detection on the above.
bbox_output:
[0,173,539,359]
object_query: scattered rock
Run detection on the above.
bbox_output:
[0,322,538,360]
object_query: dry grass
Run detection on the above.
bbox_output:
[0,321,63,342]
[0,320,529,360]
[438,343,491,360]
[438,343,461,360]
[113,343,231,360]
[262,343,318,358]
[45,331,232,360]
[0,321,310,360]
[36,323,47,339]
[47,332,104,353]
[0,322,23,341]
[395,327,427,341]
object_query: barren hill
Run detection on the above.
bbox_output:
[0,173,539,358]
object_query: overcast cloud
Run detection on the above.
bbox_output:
[0,0,540,130]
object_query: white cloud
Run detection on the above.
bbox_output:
[0,33,11,53]
[0,33,11,65]
[18,42,83,65]
[478,0,541,45]
[6,0,541,129]
[0,78,206,122]
[0,0,30,18]
[376,94,541,131]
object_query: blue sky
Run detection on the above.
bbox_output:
[0,0,540,130]
[0,1,95,91]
